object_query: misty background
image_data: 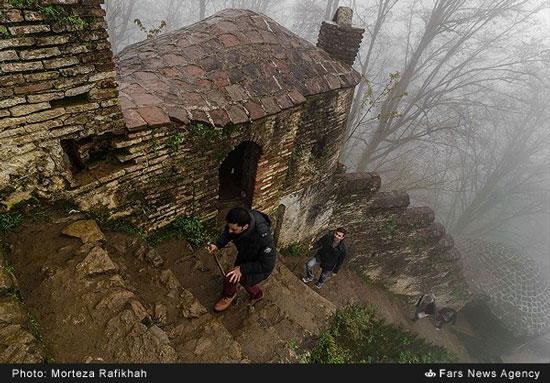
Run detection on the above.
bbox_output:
[102,0,550,274]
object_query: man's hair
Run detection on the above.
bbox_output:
[335,227,347,236]
[226,207,251,226]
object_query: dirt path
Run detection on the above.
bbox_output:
[280,254,478,362]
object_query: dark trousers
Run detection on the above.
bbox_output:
[223,273,262,299]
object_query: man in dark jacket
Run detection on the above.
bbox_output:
[435,307,457,330]
[207,207,276,312]
[302,227,347,289]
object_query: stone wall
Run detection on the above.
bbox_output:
[284,87,354,194]
[278,171,470,308]
[1,0,355,232]
[72,104,303,230]
[332,173,469,308]
[0,0,124,208]
[75,88,351,231]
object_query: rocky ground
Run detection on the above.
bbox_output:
[2,213,545,363]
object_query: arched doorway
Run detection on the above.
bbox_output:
[218,141,262,208]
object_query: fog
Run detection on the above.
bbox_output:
[103,0,549,275]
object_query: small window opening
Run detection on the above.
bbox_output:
[61,133,134,185]
[51,93,89,108]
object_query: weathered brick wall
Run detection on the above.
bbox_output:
[0,0,123,208]
[72,104,305,230]
[279,171,470,308]
[277,174,340,248]
[316,10,364,66]
[331,172,470,308]
[75,86,354,231]
[284,88,354,194]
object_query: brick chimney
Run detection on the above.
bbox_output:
[316,7,364,66]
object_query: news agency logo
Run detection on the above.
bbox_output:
[425,369,436,378]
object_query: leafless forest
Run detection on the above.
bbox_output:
[103,0,550,272]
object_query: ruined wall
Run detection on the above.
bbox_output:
[331,173,470,308]
[284,87,354,194]
[278,171,470,308]
[72,103,304,230]
[79,87,352,231]
[0,0,124,208]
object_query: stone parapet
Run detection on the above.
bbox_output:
[371,191,410,209]
[339,171,381,193]
[398,206,435,226]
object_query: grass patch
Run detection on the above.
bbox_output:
[146,216,216,249]
[308,305,456,363]
[281,242,306,257]
[377,215,399,234]
[27,313,43,342]
[100,218,144,239]
[0,212,23,234]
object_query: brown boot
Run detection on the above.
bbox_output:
[249,290,264,306]
[214,294,236,312]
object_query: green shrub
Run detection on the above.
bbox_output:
[281,242,304,257]
[309,305,456,363]
[146,216,214,248]
[0,212,23,234]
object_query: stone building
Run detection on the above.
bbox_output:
[0,2,364,234]
[0,0,471,309]
[5,0,544,342]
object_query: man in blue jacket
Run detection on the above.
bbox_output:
[207,207,276,312]
[302,227,347,289]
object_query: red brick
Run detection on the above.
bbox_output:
[137,106,170,128]
[122,108,147,131]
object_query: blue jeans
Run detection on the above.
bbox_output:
[305,254,330,285]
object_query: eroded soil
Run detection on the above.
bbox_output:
[5,213,540,364]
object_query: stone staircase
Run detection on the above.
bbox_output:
[161,245,337,363]
[2,217,337,363]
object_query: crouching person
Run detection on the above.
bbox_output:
[435,307,457,330]
[207,207,276,312]
[412,293,436,321]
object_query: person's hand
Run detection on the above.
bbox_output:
[331,272,337,277]
[226,266,241,283]
[206,244,218,254]
[308,244,313,250]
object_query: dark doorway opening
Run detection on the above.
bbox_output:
[218,141,261,208]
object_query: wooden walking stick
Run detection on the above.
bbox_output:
[211,250,226,277]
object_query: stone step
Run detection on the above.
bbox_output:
[104,234,248,363]
[5,219,246,363]
[162,245,337,362]
[161,246,296,362]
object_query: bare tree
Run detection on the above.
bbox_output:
[199,0,206,20]
[104,0,137,54]
[346,0,545,173]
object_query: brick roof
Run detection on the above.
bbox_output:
[115,9,361,129]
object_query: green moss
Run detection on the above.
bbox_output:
[8,0,35,8]
[309,305,456,363]
[0,26,11,39]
